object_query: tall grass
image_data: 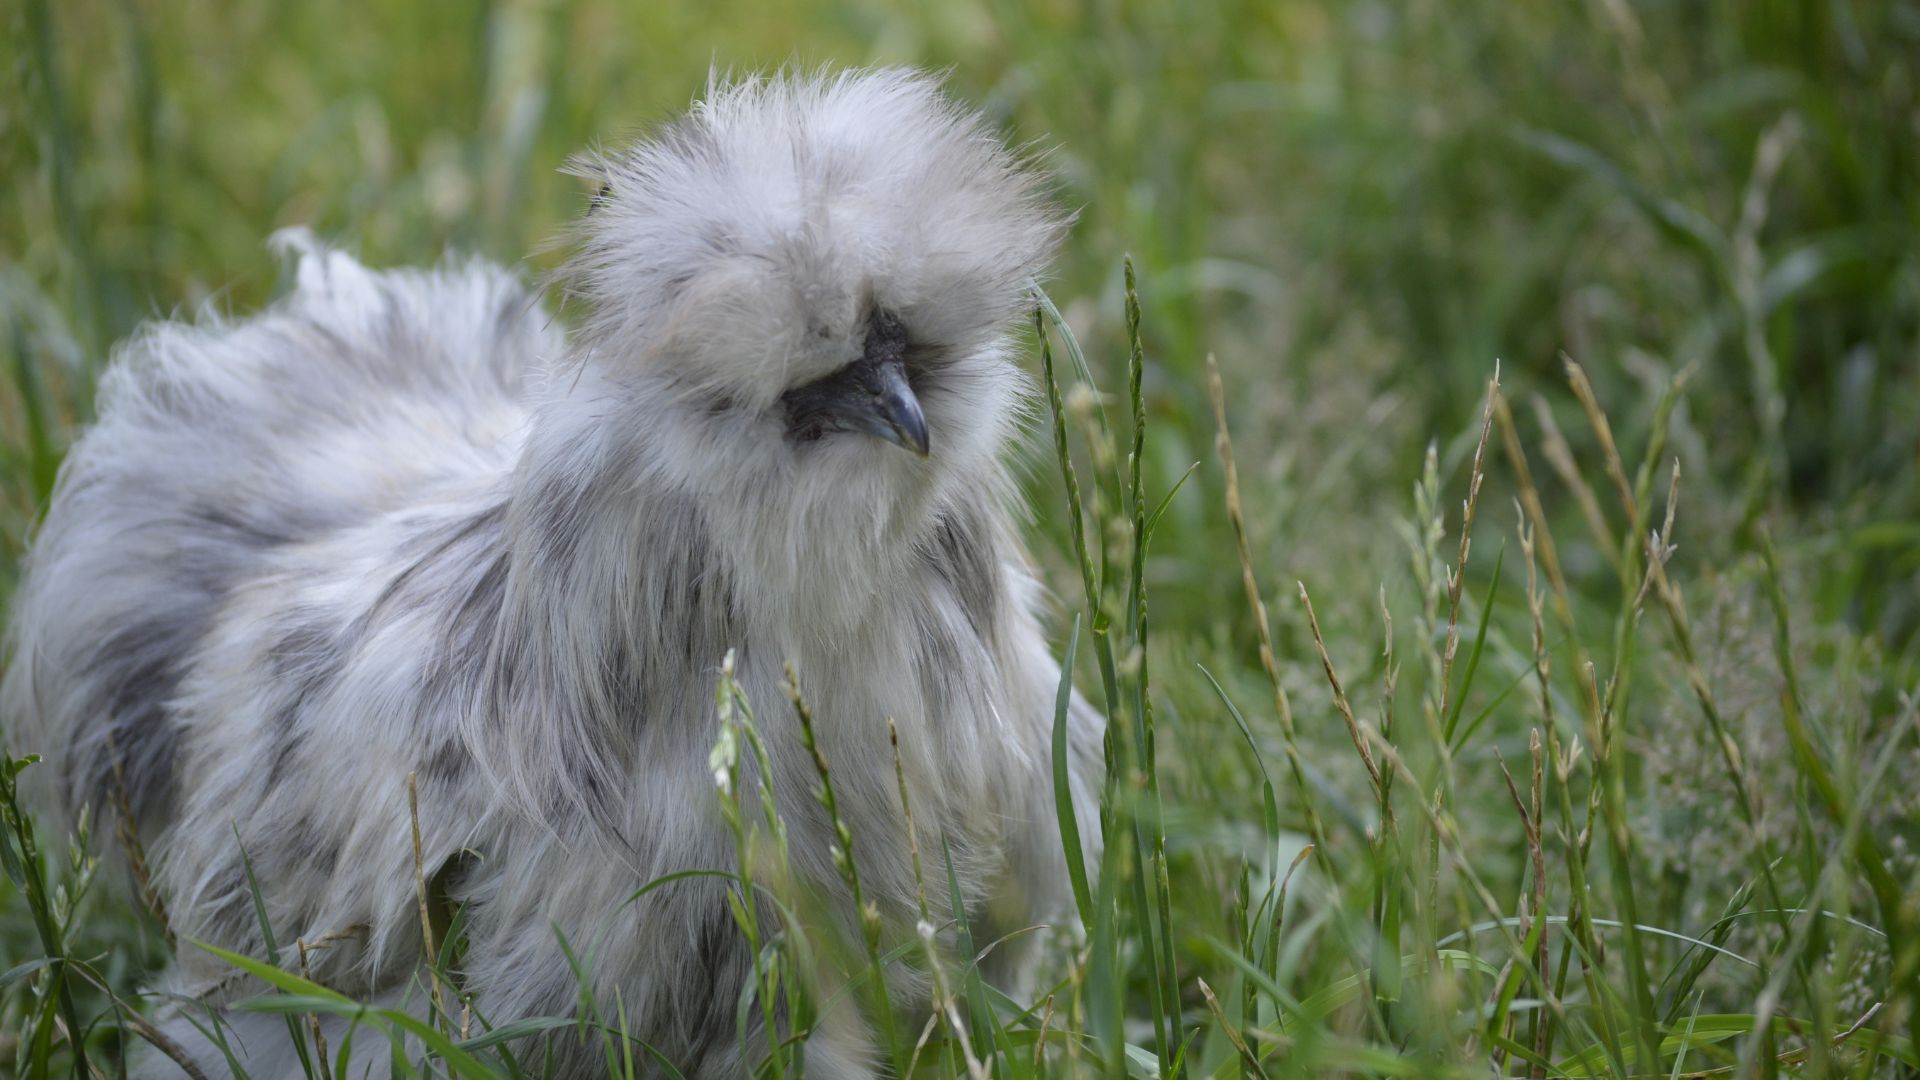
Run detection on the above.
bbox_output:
[5,0,1920,1076]
[4,267,1915,1076]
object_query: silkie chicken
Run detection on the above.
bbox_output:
[2,68,1102,1078]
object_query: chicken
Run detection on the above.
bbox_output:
[1,68,1102,1078]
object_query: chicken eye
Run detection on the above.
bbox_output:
[590,182,613,212]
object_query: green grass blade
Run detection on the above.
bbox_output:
[1052,614,1093,927]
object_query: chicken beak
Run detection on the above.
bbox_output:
[866,360,930,457]
[778,309,930,457]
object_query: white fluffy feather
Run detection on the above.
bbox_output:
[2,68,1100,1078]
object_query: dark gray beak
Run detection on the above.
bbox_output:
[856,360,928,456]
[781,310,930,457]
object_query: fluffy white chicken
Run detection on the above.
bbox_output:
[2,69,1103,1077]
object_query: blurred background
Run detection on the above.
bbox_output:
[4,0,1920,1058]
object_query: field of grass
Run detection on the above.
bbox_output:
[5,0,1920,1076]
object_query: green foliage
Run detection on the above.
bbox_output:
[5,0,1920,1076]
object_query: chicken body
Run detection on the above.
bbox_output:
[2,71,1101,1078]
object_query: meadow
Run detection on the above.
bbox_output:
[3,0,1918,1076]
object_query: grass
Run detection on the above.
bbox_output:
[5,0,1920,1076]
